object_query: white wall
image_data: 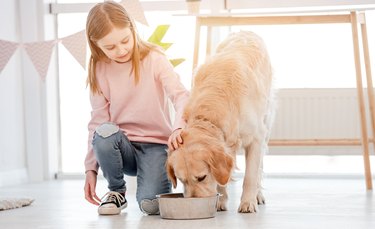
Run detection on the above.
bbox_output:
[0,0,28,186]
[0,0,58,186]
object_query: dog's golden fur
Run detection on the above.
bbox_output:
[166,31,274,213]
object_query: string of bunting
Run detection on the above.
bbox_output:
[0,0,148,81]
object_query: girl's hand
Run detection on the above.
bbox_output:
[168,128,183,151]
[84,170,101,206]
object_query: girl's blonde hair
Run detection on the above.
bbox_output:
[86,1,160,94]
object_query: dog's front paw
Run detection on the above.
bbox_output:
[257,191,265,205]
[216,200,227,212]
[238,200,258,213]
[216,198,228,211]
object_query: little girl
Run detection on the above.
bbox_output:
[83,1,189,215]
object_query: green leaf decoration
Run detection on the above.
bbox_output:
[170,58,185,67]
[148,25,172,51]
[148,24,185,68]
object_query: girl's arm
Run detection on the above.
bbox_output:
[156,54,190,131]
[84,91,111,173]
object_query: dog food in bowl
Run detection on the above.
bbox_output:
[157,193,219,220]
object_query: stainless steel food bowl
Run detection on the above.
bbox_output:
[156,193,219,220]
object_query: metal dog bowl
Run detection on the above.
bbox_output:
[156,193,219,220]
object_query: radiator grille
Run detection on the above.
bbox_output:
[268,88,372,155]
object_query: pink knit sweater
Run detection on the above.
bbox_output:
[84,50,190,172]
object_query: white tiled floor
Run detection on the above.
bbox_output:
[0,177,374,229]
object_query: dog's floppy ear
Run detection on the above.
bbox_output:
[166,159,177,188]
[208,145,234,186]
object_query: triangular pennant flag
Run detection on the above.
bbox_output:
[61,30,87,69]
[0,40,19,74]
[24,40,56,81]
[120,0,149,26]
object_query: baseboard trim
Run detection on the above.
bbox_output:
[0,168,28,187]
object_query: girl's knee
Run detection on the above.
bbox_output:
[93,123,120,153]
[136,182,170,215]
[95,122,120,138]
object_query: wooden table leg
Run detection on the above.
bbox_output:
[206,26,212,56]
[360,12,374,190]
[350,11,373,190]
[193,18,201,71]
[360,13,375,142]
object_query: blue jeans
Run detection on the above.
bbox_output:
[92,123,171,208]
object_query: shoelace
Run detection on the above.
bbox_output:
[100,191,125,204]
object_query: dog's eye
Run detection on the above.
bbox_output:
[197,175,206,182]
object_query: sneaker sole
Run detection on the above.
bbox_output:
[98,202,128,215]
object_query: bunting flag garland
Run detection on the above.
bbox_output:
[0,34,86,81]
[0,0,149,81]
[23,40,57,81]
[60,30,87,69]
[121,0,149,26]
[0,40,19,74]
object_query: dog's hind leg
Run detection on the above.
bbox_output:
[257,154,265,205]
[257,110,273,205]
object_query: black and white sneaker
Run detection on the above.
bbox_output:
[98,191,127,215]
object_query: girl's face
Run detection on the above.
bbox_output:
[96,27,134,63]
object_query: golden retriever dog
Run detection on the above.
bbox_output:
[166,31,274,213]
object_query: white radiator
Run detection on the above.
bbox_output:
[269,88,372,155]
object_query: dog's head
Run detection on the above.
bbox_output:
[166,122,234,197]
